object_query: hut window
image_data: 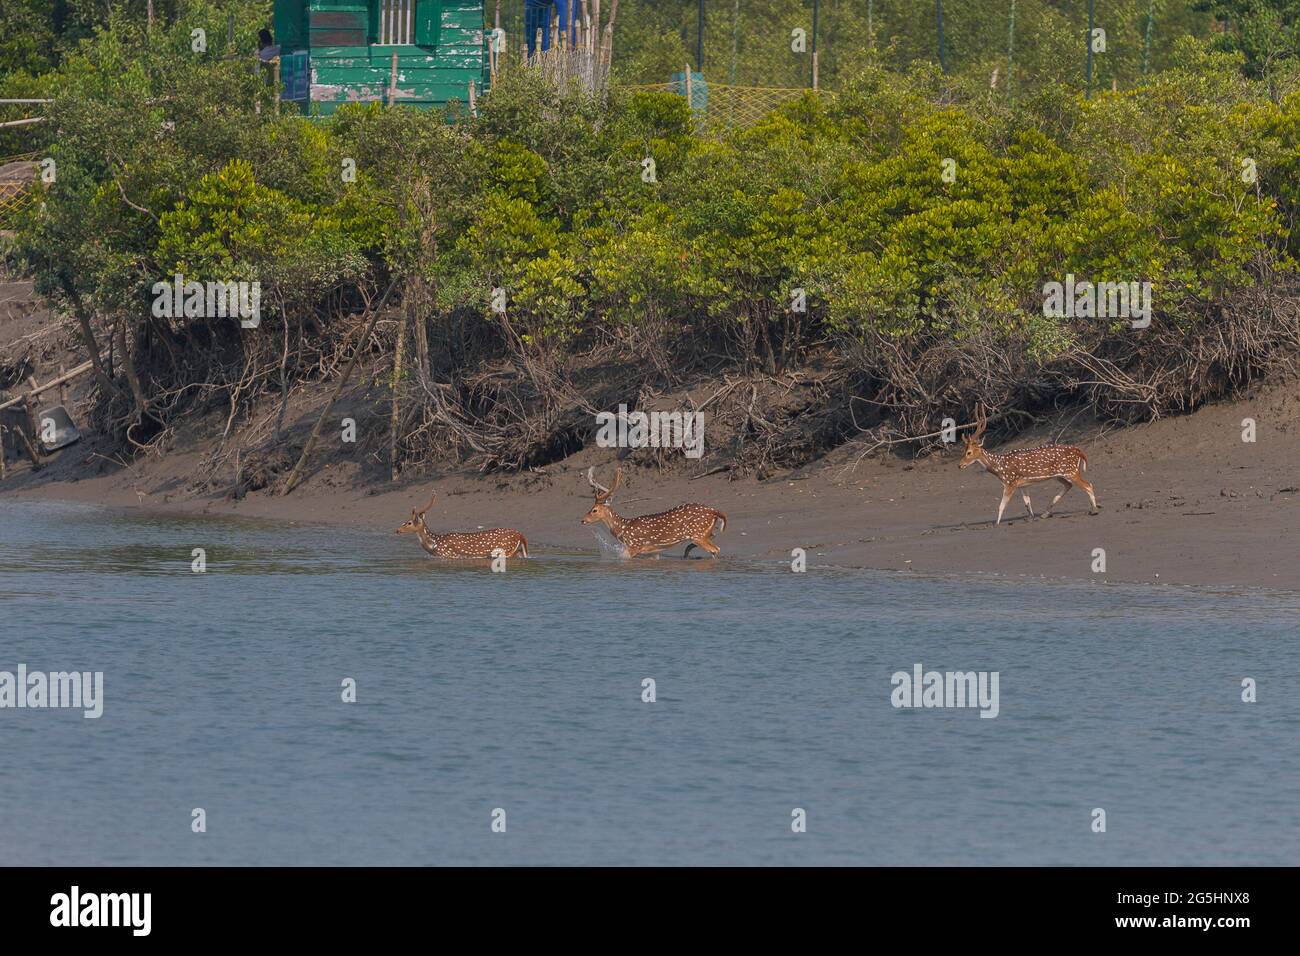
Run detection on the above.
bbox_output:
[379,0,415,45]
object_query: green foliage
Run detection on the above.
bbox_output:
[156,158,369,300]
[6,2,1299,402]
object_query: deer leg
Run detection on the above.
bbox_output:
[690,536,721,557]
[1021,491,1035,518]
[683,542,697,559]
[996,487,1014,526]
[1042,477,1072,517]
[1075,474,1099,513]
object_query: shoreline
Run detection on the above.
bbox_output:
[5,378,1297,591]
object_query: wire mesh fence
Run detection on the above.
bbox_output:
[621,80,825,134]
[601,1,1214,98]
[0,151,39,232]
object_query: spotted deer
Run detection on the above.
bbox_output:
[582,465,727,558]
[959,405,1098,525]
[395,492,529,558]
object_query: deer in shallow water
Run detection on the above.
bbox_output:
[395,492,529,558]
[959,405,1098,525]
[582,464,727,558]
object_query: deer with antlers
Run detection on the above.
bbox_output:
[395,492,529,558]
[959,405,1098,525]
[583,464,727,558]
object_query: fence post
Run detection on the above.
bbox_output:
[810,0,819,88]
[1008,0,1016,97]
[697,0,705,73]
[1142,0,1155,75]
[685,63,693,110]
[1086,0,1095,97]
[936,0,948,73]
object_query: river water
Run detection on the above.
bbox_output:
[1,498,1296,865]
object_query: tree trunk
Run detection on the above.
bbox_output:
[390,307,408,481]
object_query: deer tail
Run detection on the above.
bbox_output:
[516,534,529,559]
[1079,450,1088,471]
[713,510,727,534]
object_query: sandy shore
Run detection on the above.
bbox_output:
[3,379,1296,590]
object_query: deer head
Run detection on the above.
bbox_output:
[582,465,622,525]
[959,404,989,470]
[396,492,436,534]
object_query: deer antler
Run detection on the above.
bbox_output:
[586,464,621,502]
[972,403,988,440]
[416,491,437,517]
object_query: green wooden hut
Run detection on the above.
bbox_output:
[271,1,488,114]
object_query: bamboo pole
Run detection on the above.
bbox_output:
[12,415,42,470]
[0,360,97,412]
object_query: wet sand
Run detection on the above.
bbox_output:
[4,381,1296,590]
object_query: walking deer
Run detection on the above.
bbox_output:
[582,465,727,558]
[395,492,529,558]
[959,405,1098,525]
